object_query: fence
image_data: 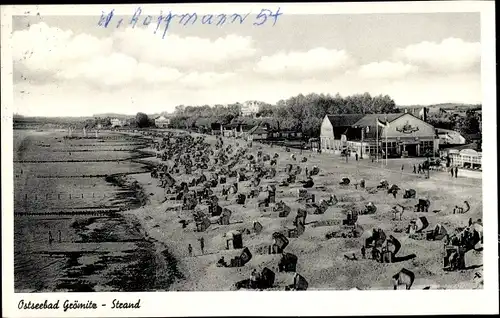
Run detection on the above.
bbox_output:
[14,207,123,216]
[17,191,133,200]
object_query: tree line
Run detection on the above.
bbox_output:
[426,109,482,137]
[168,92,400,137]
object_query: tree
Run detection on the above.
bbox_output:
[136,112,151,128]
[257,103,274,117]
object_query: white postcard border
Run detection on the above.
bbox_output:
[1,2,498,317]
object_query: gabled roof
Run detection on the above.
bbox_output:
[352,113,405,127]
[326,114,364,127]
[248,125,268,135]
[326,113,405,128]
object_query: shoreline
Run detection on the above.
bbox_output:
[13,129,177,292]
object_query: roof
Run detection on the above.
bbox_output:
[223,123,255,132]
[436,128,465,143]
[155,116,169,121]
[352,113,405,127]
[326,113,405,128]
[445,142,481,152]
[248,125,268,135]
[327,114,365,127]
[436,128,458,134]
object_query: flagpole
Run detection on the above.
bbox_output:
[385,129,388,166]
[360,127,364,159]
[376,118,379,162]
[385,114,388,166]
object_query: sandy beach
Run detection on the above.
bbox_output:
[125,131,483,291]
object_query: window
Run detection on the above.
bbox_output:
[382,142,397,155]
[420,140,433,155]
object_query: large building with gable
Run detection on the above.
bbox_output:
[319,113,439,158]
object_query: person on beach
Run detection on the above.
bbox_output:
[199,237,205,255]
[418,164,422,174]
[361,246,366,259]
[188,244,193,257]
[58,230,62,243]
[413,165,416,174]
[250,269,258,289]
[454,166,458,178]
[355,153,359,161]
[450,167,454,177]
[48,231,54,245]
[401,164,404,171]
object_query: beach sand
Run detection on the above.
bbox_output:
[124,132,483,291]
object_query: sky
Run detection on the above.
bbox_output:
[12,11,482,117]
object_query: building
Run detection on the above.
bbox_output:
[240,101,261,117]
[221,123,253,138]
[436,128,466,145]
[440,143,482,170]
[246,125,268,141]
[110,118,124,127]
[155,115,170,128]
[268,130,303,140]
[319,113,439,158]
[400,107,429,121]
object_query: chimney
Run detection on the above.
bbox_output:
[404,109,408,114]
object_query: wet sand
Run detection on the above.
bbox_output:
[14,129,177,292]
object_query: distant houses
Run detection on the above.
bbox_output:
[268,130,302,140]
[436,128,466,145]
[401,107,429,121]
[246,125,268,141]
[155,115,171,128]
[111,118,124,127]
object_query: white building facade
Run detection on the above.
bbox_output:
[155,116,170,128]
[240,101,261,117]
[319,113,439,158]
[111,118,124,127]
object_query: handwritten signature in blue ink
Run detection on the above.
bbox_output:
[98,7,283,39]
